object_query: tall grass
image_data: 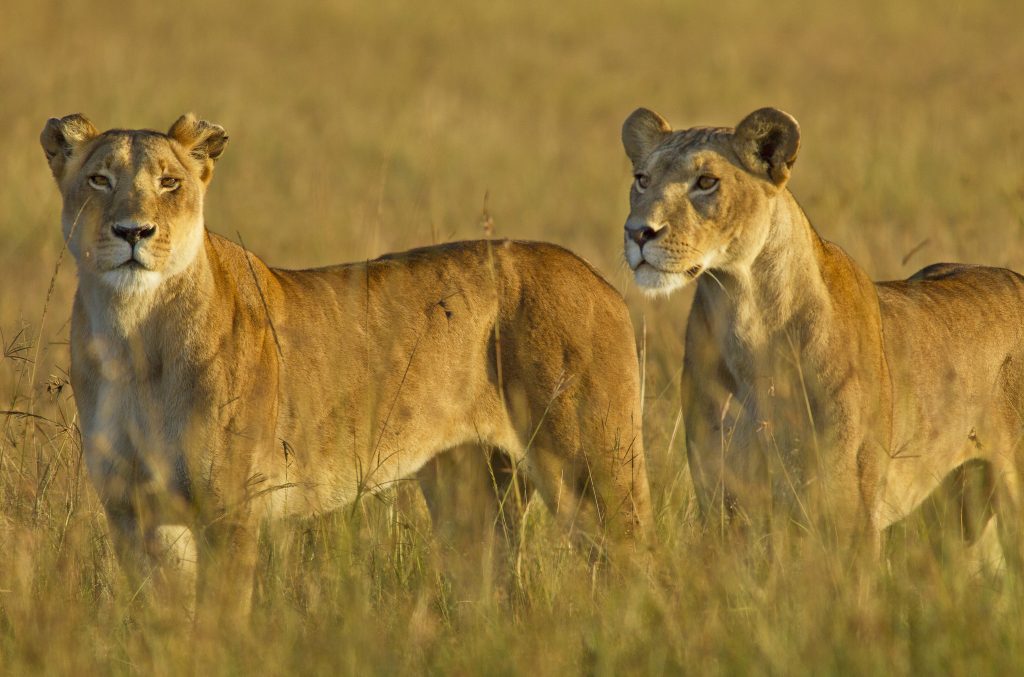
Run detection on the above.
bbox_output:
[2,0,1024,673]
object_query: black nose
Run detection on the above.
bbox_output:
[112,223,156,246]
[626,224,658,247]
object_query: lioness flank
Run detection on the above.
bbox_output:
[41,113,651,617]
[621,105,1024,563]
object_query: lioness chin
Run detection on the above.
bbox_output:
[41,113,651,618]
[621,106,1024,564]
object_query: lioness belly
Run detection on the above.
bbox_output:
[261,404,522,519]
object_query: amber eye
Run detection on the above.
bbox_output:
[633,173,651,193]
[695,175,719,191]
[160,176,181,190]
[88,174,110,189]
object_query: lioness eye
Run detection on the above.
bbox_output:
[633,173,650,193]
[88,174,110,189]
[160,176,180,190]
[696,175,719,191]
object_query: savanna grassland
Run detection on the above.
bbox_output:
[2,0,1024,673]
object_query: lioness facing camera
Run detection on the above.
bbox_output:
[621,106,1024,562]
[41,113,651,617]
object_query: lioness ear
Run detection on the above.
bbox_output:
[168,113,228,184]
[732,107,800,186]
[622,108,672,166]
[40,114,99,180]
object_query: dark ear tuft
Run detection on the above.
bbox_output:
[731,108,800,186]
[622,108,672,166]
[168,113,229,183]
[40,114,99,180]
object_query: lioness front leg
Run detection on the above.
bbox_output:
[103,503,198,617]
[819,438,883,563]
[196,518,260,623]
[683,391,767,541]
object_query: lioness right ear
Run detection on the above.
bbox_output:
[622,108,672,166]
[168,113,229,184]
[40,114,99,180]
[732,107,800,187]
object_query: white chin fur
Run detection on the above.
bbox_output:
[633,264,688,297]
[100,266,163,296]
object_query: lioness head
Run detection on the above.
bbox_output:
[41,114,228,296]
[621,107,800,295]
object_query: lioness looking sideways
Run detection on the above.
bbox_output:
[41,113,651,617]
[621,106,1024,562]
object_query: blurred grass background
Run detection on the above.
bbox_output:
[1,0,1023,673]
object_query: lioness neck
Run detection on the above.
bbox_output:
[697,189,832,351]
[78,233,216,343]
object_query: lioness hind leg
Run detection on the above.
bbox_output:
[994,463,1024,576]
[417,445,531,601]
[917,459,1000,574]
[967,516,1005,577]
[524,411,651,565]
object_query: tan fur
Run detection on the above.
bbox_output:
[621,106,1024,563]
[41,113,651,618]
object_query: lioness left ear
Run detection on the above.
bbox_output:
[168,113,229,184]
[732,108,800,187]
